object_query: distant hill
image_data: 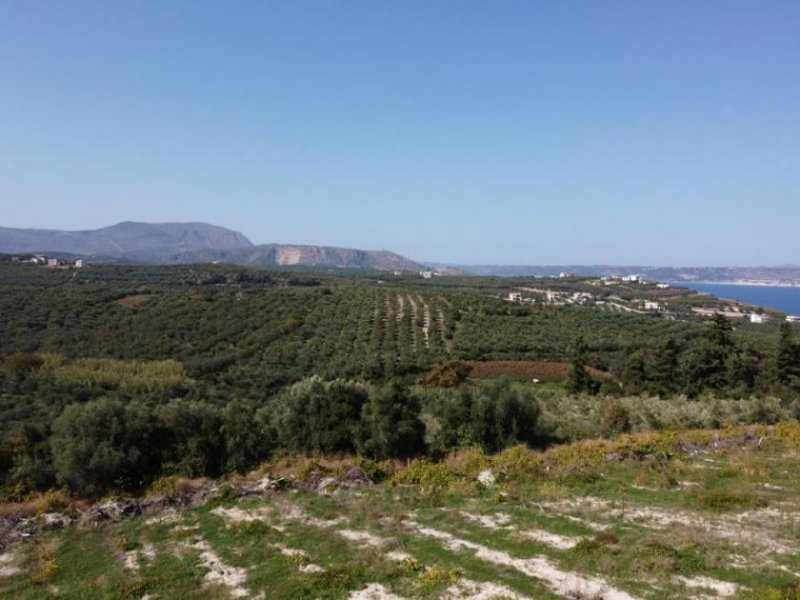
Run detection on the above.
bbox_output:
[0,222,254,257]
[0,222,423,272]
[205,244,423,271]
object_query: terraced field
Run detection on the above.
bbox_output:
[3,427,800,599]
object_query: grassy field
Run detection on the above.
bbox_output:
[2,425,800,599]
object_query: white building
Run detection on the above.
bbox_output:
[545,290,561,303]
[656,283,670,289]
[420,271,433,279]
[787,315,800,323]
[623,275,641,283]
[507,292,522,302]
[644,301,662,311]
[75,259,84,268]
[749,313,769,324]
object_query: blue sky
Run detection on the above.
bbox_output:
[1,1,798,265]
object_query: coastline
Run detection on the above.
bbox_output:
[678,280,800,288]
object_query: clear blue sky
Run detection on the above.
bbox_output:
[1,1,798,265]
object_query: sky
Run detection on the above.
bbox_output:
[1,1,799,266]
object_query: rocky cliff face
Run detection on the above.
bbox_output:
[201,244,423,271]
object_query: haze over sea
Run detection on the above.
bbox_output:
[678,282,800,316]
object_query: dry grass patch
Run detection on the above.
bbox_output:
[467,360,613,383]
[113,294,152,308]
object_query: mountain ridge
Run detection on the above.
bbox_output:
[0,222,423,272]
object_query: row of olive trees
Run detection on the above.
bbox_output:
[3,377,541,498]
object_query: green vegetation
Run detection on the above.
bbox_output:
[0,262,799,500]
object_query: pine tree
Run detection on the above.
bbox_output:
[568,335,593,394]
[651,338,680,395]
[773,322,799,390]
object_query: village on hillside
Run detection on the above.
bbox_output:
[502,273,798,324]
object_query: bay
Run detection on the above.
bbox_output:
[675,282,800,315]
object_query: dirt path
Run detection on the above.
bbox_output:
[405,520,639,600]
[419,295,431,349]
[179,537,248,598]
[395,294,404,323]
[406,294,418,353]
[539,496,799,556]
[435,307,451,351]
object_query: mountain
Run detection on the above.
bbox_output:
[0,221,254,258]
[204,244,423,271]
[0,222,423,272]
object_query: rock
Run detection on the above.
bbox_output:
[139,495,171,516]
[605,453,624,463]
[239,475,285,496]
[341,466,373,487]
[0,517,36,550]
[299,471,326,492]
[39,513,73,530]
[477,469,496,487]
[79,500,140,527]
[317,477,338,492]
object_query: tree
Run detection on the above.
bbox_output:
[222,399,272,474]
[358,382,425,459]
[157,400,225,478]
[265,377,368,454]
[425,357,472,388]
[51,399,159,496]
[470,379,540,452]
[772,322,800,390]
[651,338,680,395]
[622,351,648,394]
[682,314,737,395]
[568,335,594,394]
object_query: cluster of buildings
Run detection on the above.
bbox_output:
[506,288,595,306]
[691,306,773,324]
[14,255,84,268]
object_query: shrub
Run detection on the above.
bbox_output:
[600,401,631,436]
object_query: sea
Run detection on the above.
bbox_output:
[674,282,800,316]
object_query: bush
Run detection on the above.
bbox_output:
[600,401,631,436]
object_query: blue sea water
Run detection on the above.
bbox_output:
[675,282,800,316]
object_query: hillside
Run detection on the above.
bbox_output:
[2,424,800,599]
[196,244,423,271]
[0,263,799,599]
